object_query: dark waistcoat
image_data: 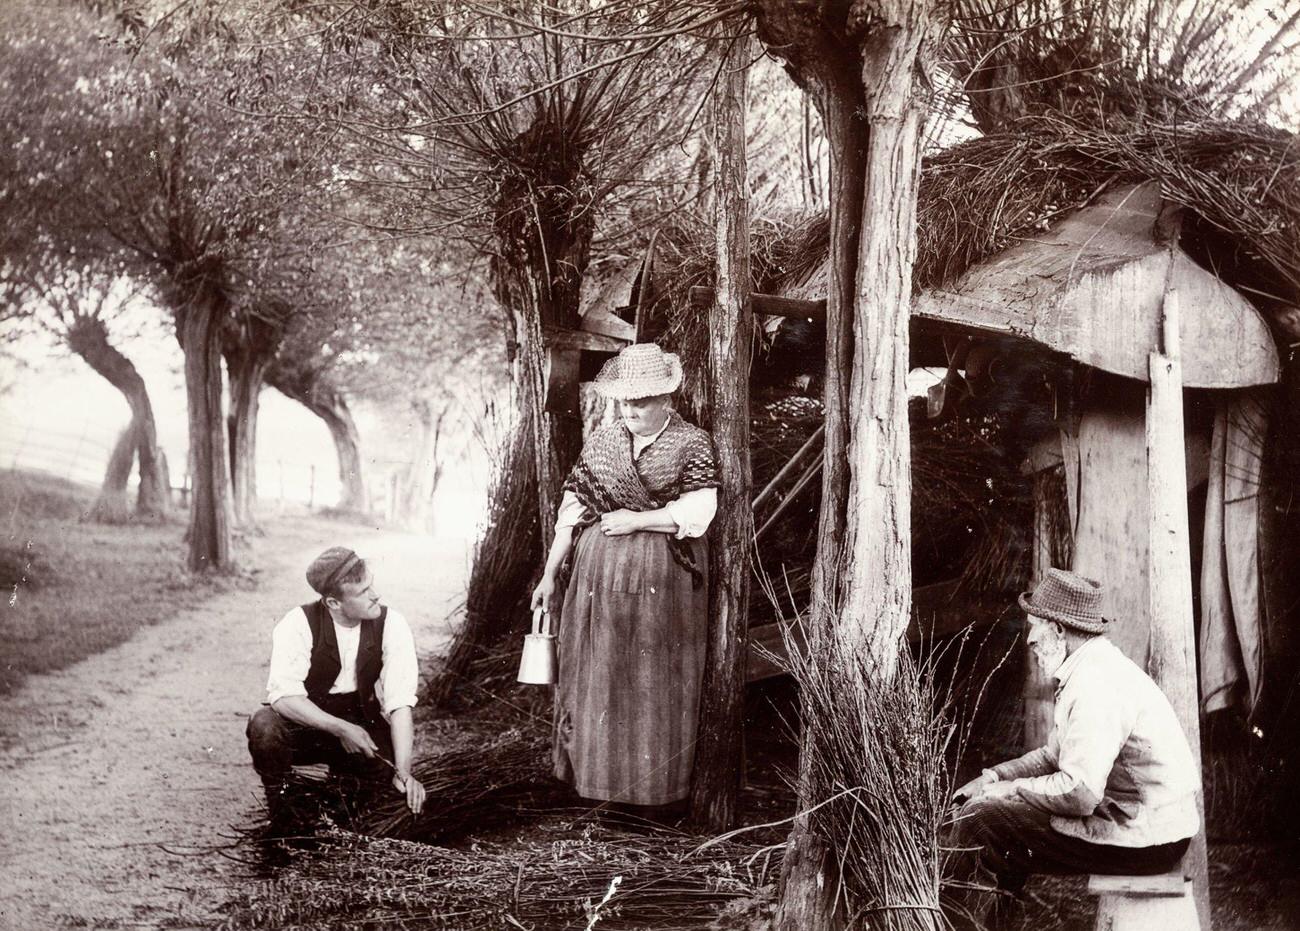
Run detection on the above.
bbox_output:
[301,600,387,726]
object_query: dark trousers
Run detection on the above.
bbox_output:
[246,693,393,796]
[952,795,1190,892]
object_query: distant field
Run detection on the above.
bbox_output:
[0,470,240,694]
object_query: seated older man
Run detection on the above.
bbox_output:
[952,568,1200,898]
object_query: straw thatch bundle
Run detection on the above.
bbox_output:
[223,824,775,930]
[915,114,1299,304]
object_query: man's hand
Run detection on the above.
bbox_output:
[336,721,378,757]
[952,769,998,804]
[980,780,1018,800]
[393,772,426,815]
[600,509,643,537]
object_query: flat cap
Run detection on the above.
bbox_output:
[306,546,361,595]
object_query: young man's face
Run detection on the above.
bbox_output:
[328,572,382,622]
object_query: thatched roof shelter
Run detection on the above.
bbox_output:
[785,183,1279,387]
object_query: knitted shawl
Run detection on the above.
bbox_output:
[562,411,719,587]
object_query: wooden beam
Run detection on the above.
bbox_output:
[690,285,826,320]
[579,304,636,342]
[542,326,628,353]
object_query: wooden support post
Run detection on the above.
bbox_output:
[1145,289,1211,931]
[689,31,753,832]
[1025,467,1060,748]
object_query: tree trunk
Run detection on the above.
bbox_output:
[494,260,584,549]
[690,34,754,832]
[265,367,368,512]
[66,315,169,523]
[776,79,868,931]
[750,10,869,924]
[136,428,170,518]
[226,348,270,528]
[755,2,937,926]
[394,398,446,532]
[90,425,137,523]
[837,7,933,664]
[177,290,234,572]
[487,112,594,556]
[315,390,367,512]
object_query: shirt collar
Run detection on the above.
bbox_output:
[628,416,671,452]
[1053,635,1107,688]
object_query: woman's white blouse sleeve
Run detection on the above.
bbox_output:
[555,489,585,531]
[665,487,718,539]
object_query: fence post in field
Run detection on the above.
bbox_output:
[10,422,32,470]
[67,418,91,480]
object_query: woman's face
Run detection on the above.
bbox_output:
[619,394,672,437]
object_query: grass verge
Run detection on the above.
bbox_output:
[0,469,240,695]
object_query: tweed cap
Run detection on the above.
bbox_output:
[1018,567,1108,633]
[593,343,683,400]
[306,546,362,595]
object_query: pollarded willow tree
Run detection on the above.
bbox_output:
[743,1,949,927]
[0,11,173,523]
[248,0,725,534]
[6,263,171,523]
[8,2,352,565]
[267,236,502,522]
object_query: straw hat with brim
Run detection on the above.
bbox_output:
[593,343,683,400]
[1018,567,1109,634]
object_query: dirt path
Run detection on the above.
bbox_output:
[0,517,467,930]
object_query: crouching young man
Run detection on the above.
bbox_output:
[951,568,1199,905]
[246,546,426,832]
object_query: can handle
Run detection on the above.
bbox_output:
[532,606,551,637]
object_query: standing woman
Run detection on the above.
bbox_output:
[531,343,719,812]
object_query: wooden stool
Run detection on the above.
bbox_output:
[1088,871,1198,931]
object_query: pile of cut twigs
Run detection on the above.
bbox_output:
[276,727,562,845]
[222,823,776,930]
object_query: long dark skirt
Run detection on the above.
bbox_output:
[553,527,708,805]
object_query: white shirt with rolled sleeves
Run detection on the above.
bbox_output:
[991,636,1200,847]
[554,419,718,539]
[265,606,420,719]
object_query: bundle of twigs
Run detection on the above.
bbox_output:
[359,730,560,843]
[783,633,956,931]
[222,824,775,931]
[276,727,560,846]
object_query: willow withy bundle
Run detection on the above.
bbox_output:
[784,633,956,931]
[278,728,560,845]
[223,824,774,930]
